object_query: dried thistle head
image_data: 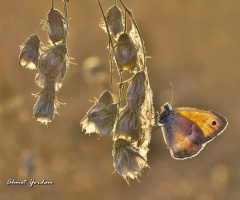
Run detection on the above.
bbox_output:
[115,33,137,72]
[35,60,67,91]
[81,90,117,136]
[33,83,56,125]
[115,105,141,142]
[19,34,40,70]
[106,5,124,37]
[36,44,67,90]
[113,138,148,183]
[47,7,67,44]
[127,71,146,106]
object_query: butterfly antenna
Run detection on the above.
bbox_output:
[169,82,174,105]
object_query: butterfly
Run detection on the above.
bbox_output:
[158,102,228,160]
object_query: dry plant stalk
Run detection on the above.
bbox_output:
[19,0,70,125]
[81,0,155,184]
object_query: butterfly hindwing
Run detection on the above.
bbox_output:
[162,112,206,159]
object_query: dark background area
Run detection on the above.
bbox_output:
[0,0,239,199]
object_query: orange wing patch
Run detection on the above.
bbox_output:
[174,108,228,142]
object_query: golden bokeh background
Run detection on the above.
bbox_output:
[0,0,239,199]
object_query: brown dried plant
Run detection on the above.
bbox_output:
[81,0,155,184]
[19,0,70,125]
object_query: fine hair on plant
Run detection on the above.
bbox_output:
[80,0,155,184]
[19,0,70,125]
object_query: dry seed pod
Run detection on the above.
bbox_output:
[47,8,67,44]
[127,71,146,106]
[106,5,124,37]
[115,33,137,72]
[36,60,67,91]
[33,83,56,125]
[19,34,40,70]
[115,105,141,142]
[36,44,67,91]
[113,138,147,182]
[81,90,117,136]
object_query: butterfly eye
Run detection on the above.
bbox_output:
[212,121,217,126]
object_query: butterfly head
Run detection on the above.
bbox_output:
[158,102,173,125]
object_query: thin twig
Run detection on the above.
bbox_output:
[98,0,115,55]
[124,10,127,33]
[52,0,54,8]
[108,42,113,89]
[115,0,117,5]
[119,0,146,71]
[169,82,174,105]
[98,0,115,89]
[98,0,124,109]
[118,74,124,114]
[63,0,68,44]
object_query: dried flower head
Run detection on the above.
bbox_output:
[35,44,67,91]
[127,71,146,106]
[19,34,40,70]
[113,138,147,183]
[35,60,67,91]
[106,5,124,37]
[33,83,56,125]
[81,90,117,136]
[115,33,137,72]
[47,7,67,44]
[115,105,141,142]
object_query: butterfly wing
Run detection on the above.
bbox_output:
[174,108,228,142]
[162,107,227,159]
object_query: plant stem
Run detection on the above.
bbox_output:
[124,9,127,33]
[108,42,113,89]
[98,0,115,55]
[98,0,123,109]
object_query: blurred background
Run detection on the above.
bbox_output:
[0,0,239,199]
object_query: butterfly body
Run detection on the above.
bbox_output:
[158,103,228,160]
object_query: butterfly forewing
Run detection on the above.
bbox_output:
[174,108,228,142]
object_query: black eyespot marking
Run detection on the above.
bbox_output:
[212,121,217,126]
